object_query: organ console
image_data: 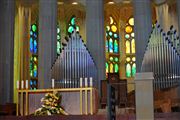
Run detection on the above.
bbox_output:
[51,31,98,88]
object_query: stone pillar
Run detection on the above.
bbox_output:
[177,0,180,41]
[0,0,15,104]
[13,6,31,103]
[133,0,152,72]
[135,72,154,120]
[86,0,105,90]
[39,0,57,88]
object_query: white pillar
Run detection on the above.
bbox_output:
[39,0,57,88]
[0,0,15,104]
[135,72,154,120]
[133,0,152,72]
[86,0,105,90]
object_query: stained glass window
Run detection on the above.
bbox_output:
[29,23,38,90]
[132,63,136,77]
[126,41,130,54]
[57,24,61,55]
[125,17,136,77]
[68,16,80,33]
[105,16,120,75]
[126,64,131,77]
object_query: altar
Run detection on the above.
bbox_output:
[16,87,98,116]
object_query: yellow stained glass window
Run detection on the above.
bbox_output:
[126,41,130,53]
[125,26,132,33]
[131,39,136,53]
[132,57,136,61]
[110,17,114,25]
[129,18,134,26]
[131,32,134,37]
[111,25,117,32]
[106,26,110,31]
[110,63,113,73]
[126,57,131,62]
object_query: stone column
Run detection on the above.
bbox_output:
[39,0,57,88]
[133,0,152,72]
[86,0,105,90]
[177,0,180,41]
[0,0,15,104]
[176,0,180,99]
[135,72,154,120]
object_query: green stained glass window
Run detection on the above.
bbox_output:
[57,24,61,55]
[126,64,131,77]
[68,16,80,33]
[132,63,136,77]
[68,26,74,33]
[32,24,37,32]
[114,57,119,62]
[106,62,109,73]
[114,64,119,73]
[125,34,130,39]
[71,17,75,25]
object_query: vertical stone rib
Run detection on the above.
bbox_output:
[0,0,15,104]
[86,0,105,92]
[133,0,152,72]
[39,0,57,88]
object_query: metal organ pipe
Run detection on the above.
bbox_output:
[51,31,98,88]
[141,23,180,90]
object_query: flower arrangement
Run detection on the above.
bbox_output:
[34,92,68,116]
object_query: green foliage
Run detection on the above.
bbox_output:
[34,92,68,116]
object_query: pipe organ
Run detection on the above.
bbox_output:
[51,31,98,88]
[141,22,180,90]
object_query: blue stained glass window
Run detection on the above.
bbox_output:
[114,33,118,38]
[106,40,108,52]
[109,38,113,53]
[114,40,118,53]
[30,38,33,52]
[109,31,113,36]
[29,23,38,89]
[30,31,33,35]
[105,16,120,75]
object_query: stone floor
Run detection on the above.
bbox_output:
[0,113,180,120]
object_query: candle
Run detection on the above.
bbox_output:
[21,80,24,89]
[26,80,28,89]
[80,77,83,87]
[85,78,88,87]
[52,79,55,88]
[17,80,19,89]
[90,77,93,87]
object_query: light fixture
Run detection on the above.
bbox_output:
[108,1,115,4]
[123,0,131,4]
[58,2,64,5]
[72,2,78,5]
